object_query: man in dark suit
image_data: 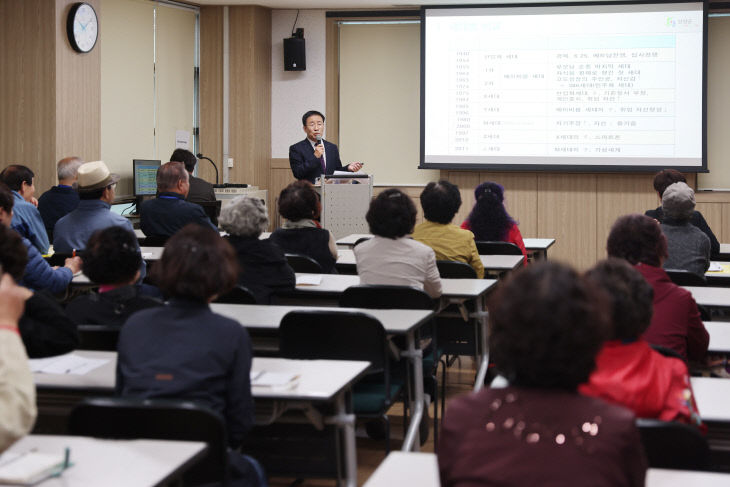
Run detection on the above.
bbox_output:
[170,148,216,203]
[289,110,363,183]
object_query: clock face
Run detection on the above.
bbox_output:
[68,3,98,53]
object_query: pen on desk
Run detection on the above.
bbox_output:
[63,446,70,469]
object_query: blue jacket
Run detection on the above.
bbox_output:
[11,191,50,254]
[20,236,73,294]
[53,199,146,279]
[140,192,216,238]
[116,299,254,447]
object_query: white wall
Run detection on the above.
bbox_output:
[271,10,327,158]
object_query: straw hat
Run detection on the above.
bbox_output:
[77,161,120,192]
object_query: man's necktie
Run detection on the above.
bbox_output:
[320,152,325,173]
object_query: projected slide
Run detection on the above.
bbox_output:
[422,2,706,171]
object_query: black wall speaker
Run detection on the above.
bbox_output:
[284,37,306,71]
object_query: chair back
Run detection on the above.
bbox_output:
[142,235,169,247]
[665,269,707,286]
[636,418,709,470]
[280,310,387,373]
[69,397,229,485]
[214,285,257,304]
[195,200,222,227]
[353,237,372,247]
[285,253,323,273]
[475,241,522,256]
[77,324,121,351]
[649,344,686,362]
[436,260,477,279]
[339,284,436,311]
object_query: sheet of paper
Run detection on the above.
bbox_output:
[175,130,190,149]
[707,262,724,272]
[29,354,109,375]
[251,371,300,389]
[296,275,322,286]
[0,451,65,485]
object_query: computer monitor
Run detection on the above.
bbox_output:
[133,159,160,196]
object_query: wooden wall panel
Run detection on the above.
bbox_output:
[695,202,725,243]
[199,6,223,184]
[229,6,271,189]
[269,158,296,229]
[445,171,481,226]
[537,174,598,269]
[55,0,101,184]
[0,0,56,191]
[595,174,657,259]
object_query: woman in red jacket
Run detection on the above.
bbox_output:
[606,214,708,364]
[461,181,527,263]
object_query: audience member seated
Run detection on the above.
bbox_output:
[412,180,484,278]
[66,227,162,326]
[219,195,295,303]
[269,180,338,273]
[0,165,49,253]
[646,169,719,258]
[170,148,216,203]
[140,161,216,240]
[580,258,703,428]
[438,261,646,486]
[660,182,710,277]
[117,224,262,485]
[0,273,37,453]
[460,181,527,263]
[37,156,82,241]
[607,214,708,363]
[355,189,442,298]
[53,160,146,278]
[0,183,79,294]
[0,226,78,358]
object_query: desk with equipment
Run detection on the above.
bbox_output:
[31,351,368,487]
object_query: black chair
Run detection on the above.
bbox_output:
[650,343,686,362]
[214,285,257,304]
[195,200,222,227]
[665,269,707,286]
[279,310,402,454]
[77,324,121,351]
[285,253,323,273]
[636,418,709,470]
[142,235,169,247]
[475,241,522,256]
[69,397,229,485]
[436,260,477,279]
[339,285,441,447]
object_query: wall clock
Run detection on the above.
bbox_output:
[67,3,98,53]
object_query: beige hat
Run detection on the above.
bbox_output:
[77,161,120,192]
[662,181,695,220]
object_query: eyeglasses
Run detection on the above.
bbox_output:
[306,122,324,128]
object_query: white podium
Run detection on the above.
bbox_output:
[319,175,373,240]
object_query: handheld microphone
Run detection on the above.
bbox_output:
[315,135,322,146]
[195,153,220,186]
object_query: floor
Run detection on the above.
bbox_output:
[268,356,478,487]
